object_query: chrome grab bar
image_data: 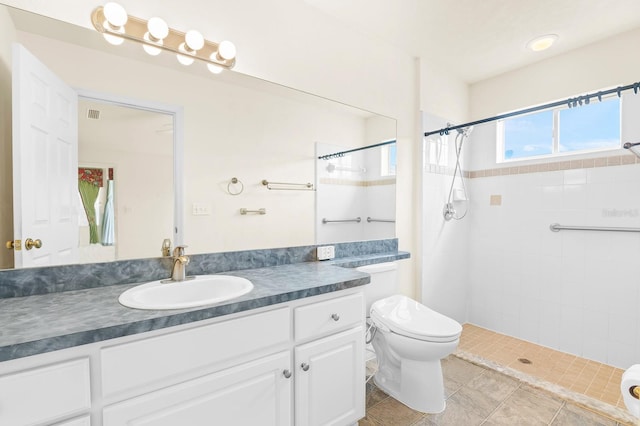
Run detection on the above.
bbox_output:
[261,180,314,191]
[550,223,640,233]
[240,208,266,215]
[322,217,361,224]
[366,217,395,223]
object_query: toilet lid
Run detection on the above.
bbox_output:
[371,295,462,342]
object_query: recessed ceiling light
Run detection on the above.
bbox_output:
[527,34,558,52]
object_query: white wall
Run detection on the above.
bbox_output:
[420,113,471,323]
[470,27,640,120]
[418,53,471,317]
[0,6,15,269]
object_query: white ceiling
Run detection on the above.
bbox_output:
[304,0,640,84]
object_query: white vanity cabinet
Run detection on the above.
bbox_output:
[0,288,365,426]
[293,293,365,426]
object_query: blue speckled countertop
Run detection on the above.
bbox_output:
[0,262,372,362]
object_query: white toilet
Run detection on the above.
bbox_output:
[357,262,462,414]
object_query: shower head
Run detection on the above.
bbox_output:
[456,126,474,137]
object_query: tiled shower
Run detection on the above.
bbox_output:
[422,102,640,371]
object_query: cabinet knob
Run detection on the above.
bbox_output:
[283,369,292,379]
[331,313,340,321]
[301,363,310,372]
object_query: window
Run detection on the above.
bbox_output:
[381,142,397,176]
[499,95,620,161]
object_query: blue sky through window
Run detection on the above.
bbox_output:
[559,98,620,152]
[502,97,620,160]
[504,110,553,159]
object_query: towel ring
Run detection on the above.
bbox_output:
[227,177,244,195]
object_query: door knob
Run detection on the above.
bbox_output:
[283,369,292,379]
[331,313,340,321]
[301,363,310,372]
[24,238,42,250]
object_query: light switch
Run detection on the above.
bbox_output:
[192,203,211,215]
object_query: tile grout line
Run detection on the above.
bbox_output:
[546,401,567,425]
[479,380,525,425]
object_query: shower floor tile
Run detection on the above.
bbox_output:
[361,354,630,425]
[456,323,634,424]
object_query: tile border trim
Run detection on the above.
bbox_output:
[425,154,639,178]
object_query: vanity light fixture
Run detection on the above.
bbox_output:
[91,2,236,72]
[526,34,558,52]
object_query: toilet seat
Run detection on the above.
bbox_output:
[370,295,462,343]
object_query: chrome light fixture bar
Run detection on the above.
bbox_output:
[91,2,236,74]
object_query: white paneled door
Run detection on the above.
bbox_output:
[12,43,78,267]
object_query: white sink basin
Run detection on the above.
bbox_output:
[119,275,254,310]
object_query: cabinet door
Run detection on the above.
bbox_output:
[0,358,91,426]
[103,351,292,426]
[295,327,364,426]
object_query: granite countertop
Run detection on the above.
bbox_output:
[0,261,373,362]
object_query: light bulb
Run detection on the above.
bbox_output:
[185,30,204,51]
[526,34,558,52]
[143,32,162,56]
[177,43,195,65]
[103,30,125,46]
[103,2,128,28]
[147,17,169,41]
[217,40,236,61]
[207,62,223,74]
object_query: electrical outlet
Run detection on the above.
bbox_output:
[317,245,335,261]
[192,202,211,216]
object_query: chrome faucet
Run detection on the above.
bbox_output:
[170,245,190,282]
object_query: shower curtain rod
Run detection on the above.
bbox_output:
[423,80,640,137]
[318,139,396,160]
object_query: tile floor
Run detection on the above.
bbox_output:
[360,355,632,426]
[360,323,639,425]
[458,324,625,409]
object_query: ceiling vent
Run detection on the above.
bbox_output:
[87,109,101,120]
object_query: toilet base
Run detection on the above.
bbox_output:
[373,358,446,414]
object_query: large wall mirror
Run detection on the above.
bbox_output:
[0,3,397,270]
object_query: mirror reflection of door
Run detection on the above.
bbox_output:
[12,43,78,268]
[11,43,174,268]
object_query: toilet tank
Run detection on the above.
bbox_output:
[356,262,398,314]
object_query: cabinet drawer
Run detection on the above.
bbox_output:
[103,351,292,426]
[102,307,290,398]
[294,293,364,341]
[0,358,91,426]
